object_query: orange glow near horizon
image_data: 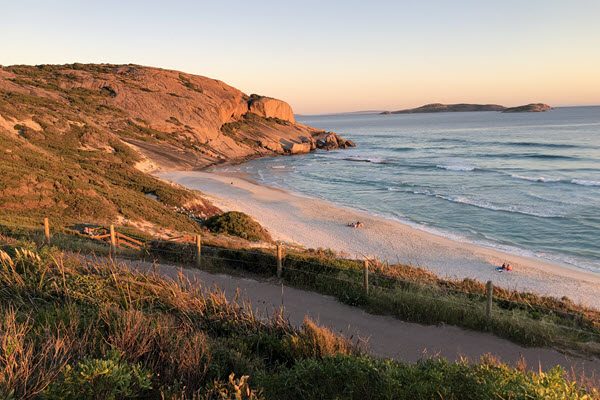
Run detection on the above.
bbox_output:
[2,1,599,114]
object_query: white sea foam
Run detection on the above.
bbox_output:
[344,157,388,164]
[572,179,600,187]
[409,189,562,218]
[436,165,475,171]
[511,174,561,183]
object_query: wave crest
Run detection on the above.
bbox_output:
[436,165,475,171]
[572,179,600,187]
[511,174,561,183]
[410,189,563,218]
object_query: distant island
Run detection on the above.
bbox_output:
[381,103,554,114]
[502,103,555,113]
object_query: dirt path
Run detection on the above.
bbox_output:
[117,258,600,378]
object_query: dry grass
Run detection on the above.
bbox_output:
[0,235,598,398]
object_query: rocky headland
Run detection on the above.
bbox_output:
[0,64,353,229]
[0,64,354,172]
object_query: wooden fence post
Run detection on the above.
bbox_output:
[363,260,369,295]
[110,225,117,255]
[43,218,50,245]
[276,244,282,278]
[486,280,493,321]
[196,235,202,267]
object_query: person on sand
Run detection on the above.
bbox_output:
[346,221,364,228]
[496,263,513,272]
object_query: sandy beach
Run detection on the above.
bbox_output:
[159,170,600,309]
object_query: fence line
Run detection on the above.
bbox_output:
[1,218,599,340]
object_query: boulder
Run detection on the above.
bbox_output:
[259,139,284,153]
[231,99,249,120]
[288,142,312,154]
[248,97,295,123]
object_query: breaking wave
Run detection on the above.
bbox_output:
[436,165,476,171]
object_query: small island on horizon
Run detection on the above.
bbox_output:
[381,103,554,114]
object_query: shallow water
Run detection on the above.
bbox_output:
[219,107,600,272]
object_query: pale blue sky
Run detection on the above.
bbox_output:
[2,0,599,113]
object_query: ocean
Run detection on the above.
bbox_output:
[218,107,600,272]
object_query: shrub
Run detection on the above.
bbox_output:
[204,212,272,242]
[206,374,264,400]
[43,350,152,400]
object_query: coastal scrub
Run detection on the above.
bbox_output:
[0,236,596,399]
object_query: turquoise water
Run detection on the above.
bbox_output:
[220,107,600,272]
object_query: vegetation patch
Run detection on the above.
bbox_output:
[179,74,204,94]
[0,237,596,399]
[204,211,273,242]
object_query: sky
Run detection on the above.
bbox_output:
[1,0,599,114]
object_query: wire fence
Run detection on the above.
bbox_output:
[2,219,600,342]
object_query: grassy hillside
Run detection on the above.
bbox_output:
[0,64,228,233]
[1,235,596,399]
[0,121,216,233]
[0,63,350,235]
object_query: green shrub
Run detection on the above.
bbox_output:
[43,350,152,400]
[258,355,591,400]
[204,212,272,242]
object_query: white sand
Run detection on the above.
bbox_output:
[160,170,600,309]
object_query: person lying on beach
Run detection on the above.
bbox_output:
[496,263,513,272]
[347,221,364,228]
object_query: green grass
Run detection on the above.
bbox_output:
[0,236,596,399]
[4,219,599,358]
[122,239,600,356]
[0,116,205,233]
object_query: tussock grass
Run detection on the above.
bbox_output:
[4,223,600,356]
[0,236,598,398]
[155,242,600,354]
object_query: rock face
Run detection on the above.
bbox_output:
[381,103,506,114]
[248,96,295,123]
[0,64,352,172]
[502,103,554,113]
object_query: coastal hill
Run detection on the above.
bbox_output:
[0,63,353,230]
[0,64,353,171]
[381,102,553,114]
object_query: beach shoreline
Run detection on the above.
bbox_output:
[159,169,600,309]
